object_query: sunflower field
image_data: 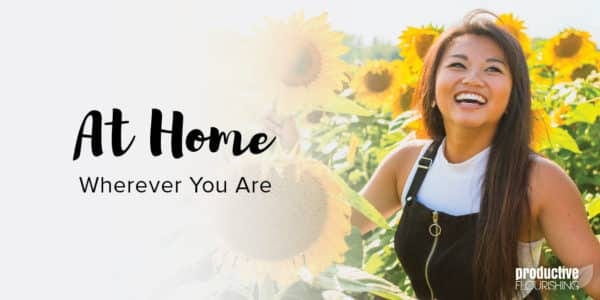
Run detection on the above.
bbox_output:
[207,12,600,300]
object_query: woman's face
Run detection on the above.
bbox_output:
[434,34,512,131]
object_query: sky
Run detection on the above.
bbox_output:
[205,0,600,43]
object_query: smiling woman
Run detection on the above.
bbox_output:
[355,9,600,300]
[433,34,513,142]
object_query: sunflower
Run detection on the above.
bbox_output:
[212,157,351,285]
[351,60,408,109]
[255,12,349,114]
[542,29,597,70]
[389,86,416,118]
[496,13,532,58]
[398,25,443,73]
[555,51,600,82]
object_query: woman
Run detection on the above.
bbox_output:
[353,11,600,300]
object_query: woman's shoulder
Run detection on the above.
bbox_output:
[528,154,579,213]
[383,138,431,168]
[376,138,432,185]
[529,154,573,188]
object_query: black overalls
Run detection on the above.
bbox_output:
[392,140,542,300]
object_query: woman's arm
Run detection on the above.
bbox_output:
[530,157,600,298]
[353,141,425,234]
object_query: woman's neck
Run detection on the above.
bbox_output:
[443,127,495,163]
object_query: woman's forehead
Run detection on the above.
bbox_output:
[443,34,507,60]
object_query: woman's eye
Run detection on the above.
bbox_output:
[486,66,503,73]
[448,62,465,68]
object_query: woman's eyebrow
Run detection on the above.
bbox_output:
[450,54,468,60]
[449,54,506,65]
[486,57,506,65]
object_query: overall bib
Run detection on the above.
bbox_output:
[392,140,542,300]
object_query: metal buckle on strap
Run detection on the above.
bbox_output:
[418,157,433,169]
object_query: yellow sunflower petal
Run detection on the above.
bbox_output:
[496,13,532,58]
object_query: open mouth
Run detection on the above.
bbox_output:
[454,92,487,106]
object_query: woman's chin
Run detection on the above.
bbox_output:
[446,117,491,130]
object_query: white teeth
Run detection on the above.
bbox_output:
[455,92,487,104]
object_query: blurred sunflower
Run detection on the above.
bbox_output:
[255,12,349,114]
[531,108,552,151]
[212,157,351,285]
[389,86,416,118]
[557,52,600,82]
[542,29,597,70]
[351,60,408,109]
[496,13,532,57]
[398,25,443,72]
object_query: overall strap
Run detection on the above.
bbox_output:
[405,139,442,203]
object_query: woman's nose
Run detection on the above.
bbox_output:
[461,71,484,86]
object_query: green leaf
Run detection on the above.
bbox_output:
[317,95,374,117]
[363,246,398,275]
[332,174,391,230]
[314,265,414,300]
[538,127,581,153]
[364,226,396,256]
[343,226,364,268]
[565,102,599,125]
[586,196,600,220]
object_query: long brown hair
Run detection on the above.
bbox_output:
[414,10,533,299]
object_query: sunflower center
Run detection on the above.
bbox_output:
[280,41,322,87]
[570,64,597,80]
[416,34,436,59]
[364,70,392,93]
[554,33,583,58]
[218,163,329,261]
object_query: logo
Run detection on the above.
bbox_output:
[515,265,593,292]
